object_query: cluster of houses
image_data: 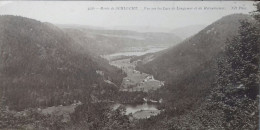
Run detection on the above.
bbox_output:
[122,75,165,92]
[96,70,104,76]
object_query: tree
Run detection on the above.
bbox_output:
[252,2,260,23]
[217,20,259,99]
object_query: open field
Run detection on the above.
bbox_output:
[109,58,163,92]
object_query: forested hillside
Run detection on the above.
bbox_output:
[137,14,254,82]
[134,14,254,112]
[159,16,259,130]
[132,13,259,130]
[0,15,124,111]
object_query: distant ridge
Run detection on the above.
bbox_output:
[62,25,182,55]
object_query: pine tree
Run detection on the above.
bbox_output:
[252,2,260,23]
[217,20,259,99]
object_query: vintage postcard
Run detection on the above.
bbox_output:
[0,1,259,129]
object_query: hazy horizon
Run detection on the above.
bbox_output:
[0,1,257,32]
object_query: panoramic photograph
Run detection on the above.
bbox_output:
[0,1,259,129]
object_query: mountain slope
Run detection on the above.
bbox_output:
[62,26,182,55]
[133,14,255,119]
[171,24,207,40]
[136,14,254,83]
[0,15,124,110]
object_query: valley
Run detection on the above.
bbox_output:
[0,2,259,129]
[104,48,164,92]
[104,46,165,119]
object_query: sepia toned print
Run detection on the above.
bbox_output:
[0,1,259,129]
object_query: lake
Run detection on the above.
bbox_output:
[125,103,159,114]
[113,103,161,119]
[107,47,167,57]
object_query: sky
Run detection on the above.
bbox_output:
[0,1,257,32]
